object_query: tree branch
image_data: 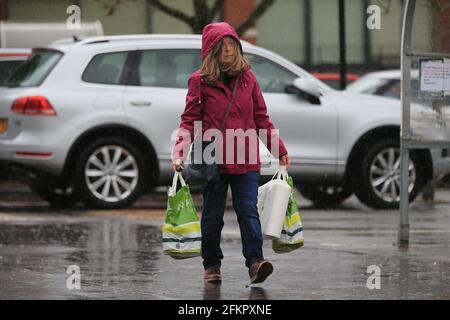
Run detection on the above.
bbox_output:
[193,0,208,13]
[375,0,392,14]
[209,0,224,20]
[148,0,195,27]
[236,0,276,36]
[190,0,214,33]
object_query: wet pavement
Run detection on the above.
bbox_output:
[0,181,449,299]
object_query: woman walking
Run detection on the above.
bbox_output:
[172,22,290,284]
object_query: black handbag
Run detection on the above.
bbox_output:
[184,77,240,188]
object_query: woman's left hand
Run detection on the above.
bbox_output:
[279,154,291,169]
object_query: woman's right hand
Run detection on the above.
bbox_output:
[172,159,184,172]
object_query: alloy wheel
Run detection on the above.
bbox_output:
[84,145,139,202]
[369,147,416,203]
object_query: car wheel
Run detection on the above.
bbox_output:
[30,179,79,208]
[354,139,422,209]
[298,184,353,208]
[76,137,147,209]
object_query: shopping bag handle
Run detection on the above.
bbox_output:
[271,165,288,181]
[171,171,186,191]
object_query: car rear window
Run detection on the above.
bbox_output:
[5,49,62,87]
[0,60,25,85]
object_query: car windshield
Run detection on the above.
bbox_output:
[346,77,390,94]
[5,49,62,87]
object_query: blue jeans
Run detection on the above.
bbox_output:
[201,170,263,269]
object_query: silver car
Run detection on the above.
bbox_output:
[1,35,449,209]
[346,69,418,99]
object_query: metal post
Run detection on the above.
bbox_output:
[147,0,154,33]
[362,0,372,66]
[338,0,347,90]
[304,0,312,67]
[399,0,416,247]
[398,148,410,247]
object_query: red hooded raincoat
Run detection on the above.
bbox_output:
[173,22,288,175]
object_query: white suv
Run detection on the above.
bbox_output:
[1,35,449,209]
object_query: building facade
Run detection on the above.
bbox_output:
[0,0,445,71]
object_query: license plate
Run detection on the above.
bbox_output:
[0,119,8,134]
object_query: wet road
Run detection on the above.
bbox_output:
[0,182,449,299]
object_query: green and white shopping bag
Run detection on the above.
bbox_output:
[272,175,304,253]
[162,171,201,259]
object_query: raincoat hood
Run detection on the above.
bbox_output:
[201,22,242,61]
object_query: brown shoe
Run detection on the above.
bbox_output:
[204,266,222,283]
[248,260,273,284]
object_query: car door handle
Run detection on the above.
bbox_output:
[130,100,152,107]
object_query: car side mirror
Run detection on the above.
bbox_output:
[285,77,321,105]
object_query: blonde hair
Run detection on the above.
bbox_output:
[201,37,248,84]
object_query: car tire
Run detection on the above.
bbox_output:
[298,184,353,208]
[30,179,79,208]
[75,137,147,209]
[354,139,423,209]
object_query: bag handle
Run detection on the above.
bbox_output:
[271,165,288,181]
[171,171,186,191]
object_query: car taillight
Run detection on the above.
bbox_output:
[11,96,57,116]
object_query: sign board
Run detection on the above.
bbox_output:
[419,58,450,96]
[413,58,450,142]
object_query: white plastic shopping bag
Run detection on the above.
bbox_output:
[272,174,304,253]
[257,166,292,239]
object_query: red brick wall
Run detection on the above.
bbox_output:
[223,0,257,44]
